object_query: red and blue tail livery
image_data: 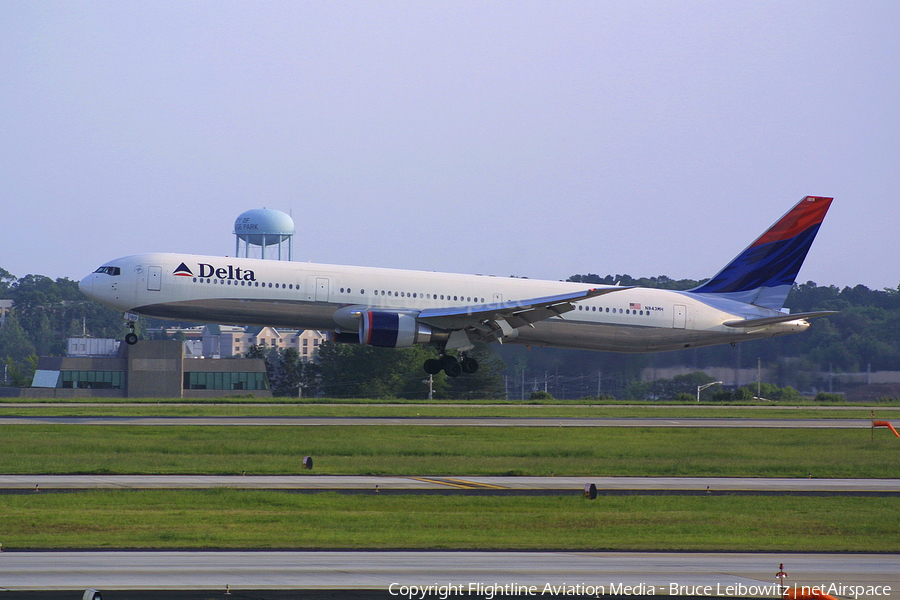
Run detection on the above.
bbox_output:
[691,196,833,309]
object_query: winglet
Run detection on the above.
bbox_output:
[690,196,833,309]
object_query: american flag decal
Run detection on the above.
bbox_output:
[629,303,641,310]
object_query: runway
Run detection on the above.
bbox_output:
[0,416,878,428]
[2,475,898,494]
[1,551,897,596]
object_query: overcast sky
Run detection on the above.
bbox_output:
[2,1,898,290]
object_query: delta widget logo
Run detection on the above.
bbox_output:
[173,263,194,277]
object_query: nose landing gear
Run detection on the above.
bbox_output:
[123,313,139,345]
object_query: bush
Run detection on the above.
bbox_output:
[814,392,845,403]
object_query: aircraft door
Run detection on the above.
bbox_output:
[147,266,162,291]
[493,293,503,303]
[315,278,330,302]
[673,304,686,329]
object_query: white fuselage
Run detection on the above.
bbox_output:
[79,253,810,353]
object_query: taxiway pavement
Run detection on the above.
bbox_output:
[2,475,898,494]
[0,416,878,427]
[1,551,897,595]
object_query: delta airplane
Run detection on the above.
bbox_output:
[80,196,835,376]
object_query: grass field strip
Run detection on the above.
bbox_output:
[3,491,899,551]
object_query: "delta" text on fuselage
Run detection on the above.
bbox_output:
[197,263,257,281]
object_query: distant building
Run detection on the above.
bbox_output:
[641,365,900,397]
[297,329,328,361]
[19,340,271,399]
[200,325,328,359]
[0,299,12,328]
[67,337,120,357]
[201,324,247,358]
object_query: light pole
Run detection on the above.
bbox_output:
[696,381,722,403]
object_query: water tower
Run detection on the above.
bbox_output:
[234,209,295,260]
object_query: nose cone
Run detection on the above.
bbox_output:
[79,274,95,299]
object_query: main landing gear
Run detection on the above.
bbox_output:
[423,353,478,377]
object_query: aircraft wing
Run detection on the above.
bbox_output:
[417,287,632,334]
[723,311,837,328]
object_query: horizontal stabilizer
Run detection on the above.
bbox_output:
[723,311,837,328]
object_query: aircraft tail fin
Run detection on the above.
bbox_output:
[690,196,833,309]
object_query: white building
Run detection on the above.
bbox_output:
[200,325,328,359]
[0,299,12,328]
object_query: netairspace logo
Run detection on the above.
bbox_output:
[388,581,894,599]
[388,582,639,599]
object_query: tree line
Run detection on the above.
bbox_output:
[493,275,900,398]
[0,269,124,385]
[563,274,900,373]
[2,265,899,398]
[247,342,506,399]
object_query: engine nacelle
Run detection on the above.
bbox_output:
[360,311,433,348]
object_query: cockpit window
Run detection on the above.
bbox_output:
[94,266,121,276]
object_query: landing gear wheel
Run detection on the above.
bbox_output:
[423,358,443,375]
[461,356,479,374]
[441,355,462,378]
[125,332,138,345]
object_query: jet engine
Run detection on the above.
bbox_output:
[359,311,434,348]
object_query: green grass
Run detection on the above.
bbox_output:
[3,402,900,419]
[1,490,897,551]
[3,404,899,552]
[2,425,899,477]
